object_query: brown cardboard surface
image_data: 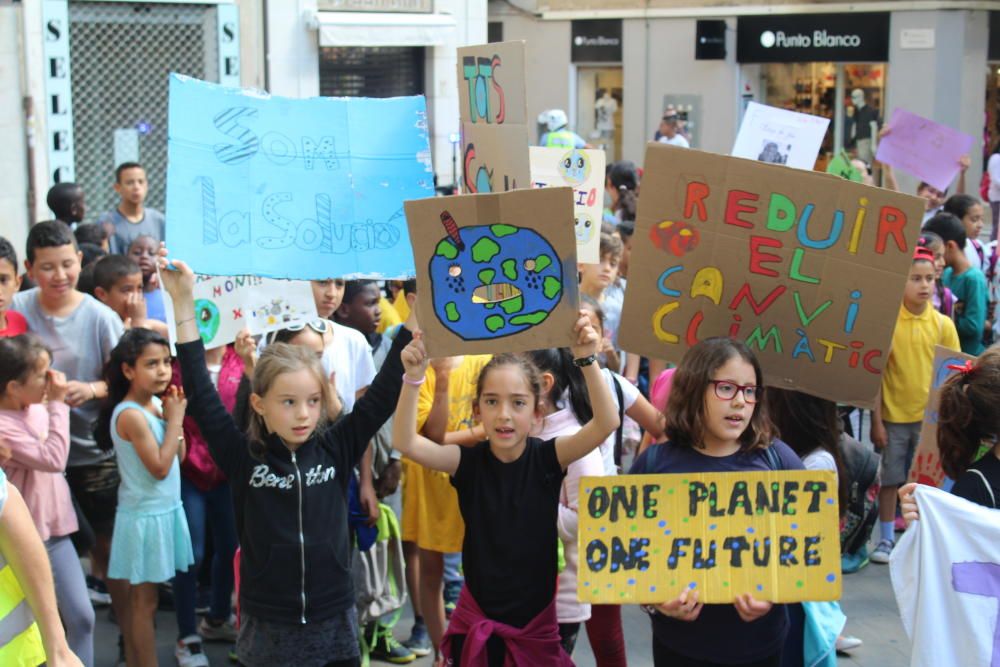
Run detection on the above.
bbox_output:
[578,471,842,604]
[461,122,531,194]
[908,346,976,487]
[618,143,926,408]
[456,41,529,194]
[404,187,580,357]
[457,41,527,127]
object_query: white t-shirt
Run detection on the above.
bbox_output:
[988,154,1000,202]
[802,449,836,473]
[598,369,640,475]
[658,134,690,148]
[964,238,986,273]
[890,485,1000,667]
[321,321,376,413]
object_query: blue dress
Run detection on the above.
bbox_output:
[108,398,194,584]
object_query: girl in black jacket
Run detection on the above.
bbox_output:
[160,252,418,667]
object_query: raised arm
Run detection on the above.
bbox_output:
[391,333,461,475]
[555,314,620,469]
[116,387,186,480]
[157,250,247,475]
[0,373,70,473]
[333,325,414,464]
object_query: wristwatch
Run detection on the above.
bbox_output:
[573,354,598,368]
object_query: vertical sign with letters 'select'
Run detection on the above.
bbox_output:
[216,3,241,88]
[42,0,75,183]
[457,41,530,195]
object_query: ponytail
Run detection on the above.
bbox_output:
[937,348,1000,479]
[526,348,593,425]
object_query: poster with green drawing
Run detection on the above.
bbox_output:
[404,187,580,356]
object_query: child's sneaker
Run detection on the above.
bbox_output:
[870,539,894,563]
[175,635,210,667]
[199,616,238,642]
[367,623,415,664]
[841,545,869,574]
[836,635,863,653]
[402,621,432,657]
[87,575,111,607]
[444,581,462,619]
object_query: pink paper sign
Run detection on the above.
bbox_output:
[875,108,973,192]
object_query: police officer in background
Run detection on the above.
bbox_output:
[537,109,588,149]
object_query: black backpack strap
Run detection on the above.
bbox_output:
[612,374,626,470]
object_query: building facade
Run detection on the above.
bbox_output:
[490,0,995,194]
[0,0,484,252]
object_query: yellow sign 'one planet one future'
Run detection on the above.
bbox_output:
[577,471,841,604]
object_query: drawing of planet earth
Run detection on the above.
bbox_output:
[429,222,564,341]
[194,298,221,344]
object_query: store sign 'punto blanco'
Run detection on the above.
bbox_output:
[759,30,863,49]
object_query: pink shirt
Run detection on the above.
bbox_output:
[536,405,605,624]
[0,402,76,541]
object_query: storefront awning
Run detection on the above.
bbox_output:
[313,11,456,47]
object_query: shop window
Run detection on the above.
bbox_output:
[489,22,503,43]
[319,47,425,98]
[759,62,885,168]
[576,67,623,162]
[69,2,216,215]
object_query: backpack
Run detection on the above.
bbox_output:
[354,503,407,628]
[837,433,881,555]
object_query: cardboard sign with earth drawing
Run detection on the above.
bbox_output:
[457,41,530,193]
[618,143,926,408]
[907,346,978,487]
[404,187,579,357]
[578,471,842,604]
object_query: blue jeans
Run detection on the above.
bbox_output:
[174,477,238,638]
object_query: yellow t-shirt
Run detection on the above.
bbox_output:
[881,304,960,423]
[401,355,491,552]
[376,296,402,334]
[393,290,411,322]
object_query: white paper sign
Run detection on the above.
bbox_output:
[167,274,318,349]
[732,102,830,171]
[530,146,606,264]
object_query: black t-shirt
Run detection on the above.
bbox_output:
[952,451,1000,509]
[451,437,566,627]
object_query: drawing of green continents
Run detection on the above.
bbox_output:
[194,298,221,344]
[430,223,564,340]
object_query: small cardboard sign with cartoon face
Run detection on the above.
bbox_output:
[405,188,580,356]
[530,146,606,264]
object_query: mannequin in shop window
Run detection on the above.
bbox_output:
[594,89,618,140]
[847,88,880,163]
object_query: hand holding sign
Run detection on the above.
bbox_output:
[579,471,842,604]
[875,109,974,192]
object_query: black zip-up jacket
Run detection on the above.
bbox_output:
[176,328,412,625]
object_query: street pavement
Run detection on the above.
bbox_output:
[93,540,910,666]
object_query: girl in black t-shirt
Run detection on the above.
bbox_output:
[900,348,1000,516]
[392,313,619,666]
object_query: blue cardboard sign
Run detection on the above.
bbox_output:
[165,74,433,279]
